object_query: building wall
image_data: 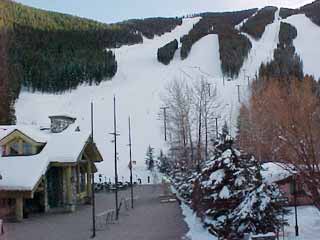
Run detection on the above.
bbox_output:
[278,177,313,206]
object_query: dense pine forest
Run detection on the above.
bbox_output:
[157,39,179,65]
[0,0,182,123]
[259,22,303,82]
[240,6,278,40]
[300,0,320,26]
[280,1,320,24]
[179,9,257,77]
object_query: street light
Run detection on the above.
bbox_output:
[292,175,299,237]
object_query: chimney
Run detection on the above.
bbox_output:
[49,115,76,133]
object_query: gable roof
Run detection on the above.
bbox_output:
[0,154,49,191]
[0,125,49,144]
[261,162,294,184]
[0,123,103,192]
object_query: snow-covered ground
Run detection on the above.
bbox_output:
[285,206,320,240]
[14,12,281,182]
[284,14,320,80]
[181,203,217,240]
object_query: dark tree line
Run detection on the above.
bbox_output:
[259,22,303,82]
[280,1,320,25]
[300,0,320,26]
[279,8,298,19]
[180,9,257,60]
[219,29,252,78]
[0,0,183,122]
[120,17,182,39]
[179,9,257,77]
[0,28,15,124]
[241,6,278,40]
[10,25,118,92]
[157,39,178,65]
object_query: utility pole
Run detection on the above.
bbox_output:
[223,75,225,86]
[214,117,220,140]
[247,76,250,86]
[160,107,169,141]
[236,85,241,103]
[90,102,96,238]
[197,98,202,172]
[205,111,208,161]
[128,116,134,209]
[293,175,299,237]
[109,96,120,220]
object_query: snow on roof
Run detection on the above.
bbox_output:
[0,125,49,143]
[261,162,293,184]
[46,127,91,163]
[0,123,92,191]
[0,154,49,191]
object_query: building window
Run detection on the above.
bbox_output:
[23,142,33,155]
[9,143,19,156]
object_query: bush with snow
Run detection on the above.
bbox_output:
[192,138,287,239]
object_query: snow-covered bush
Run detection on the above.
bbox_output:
[192,138,286,239]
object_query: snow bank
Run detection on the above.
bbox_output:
[181,203,217,240]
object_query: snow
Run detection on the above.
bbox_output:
[13,11,282,182]
[45,126,92,163]
[209,169,225,184]
[0,123,93,190]
[284,14,320,80]
[0,154,49,191]
[0,125,49,143]
[285,206,320,240]
[261,162,292,184]
[219,185,230,199]
[181,203,217,240]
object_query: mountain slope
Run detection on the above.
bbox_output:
[14,10,283,181]
[284,14,320,79]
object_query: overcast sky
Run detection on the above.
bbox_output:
[16,0,314,23]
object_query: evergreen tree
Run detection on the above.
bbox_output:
[221,121,229,140]
[192,138,286,238]
[158,149,170,173]
[145,145,155,171]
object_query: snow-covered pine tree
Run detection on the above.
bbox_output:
[145,145,155,171]
[192,137,286,239]
[221,121,229,140]
[158,150,170,174]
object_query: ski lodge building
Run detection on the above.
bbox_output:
[0,115,103,221]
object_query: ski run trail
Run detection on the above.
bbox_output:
[14,9,320,183]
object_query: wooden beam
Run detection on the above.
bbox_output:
[15,196,23,222]
[66,166,72,205]
[86,161,92,203]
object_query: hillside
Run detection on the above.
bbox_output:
[0,0,182,124]
[0,0,319,183]
[14,9,283,182]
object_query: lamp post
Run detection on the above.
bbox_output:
[293,175,299,237]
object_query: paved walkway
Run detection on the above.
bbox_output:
[2,185,188,240]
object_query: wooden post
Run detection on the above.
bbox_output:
[66,166,72,206]
[43,177,49,212]
[76,164,80,195]
[18,139,23,155]
[87,162,92,200]
[15,197,23,222]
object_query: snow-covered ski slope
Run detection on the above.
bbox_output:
[284,14,320,80]
[15,13,281,181]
